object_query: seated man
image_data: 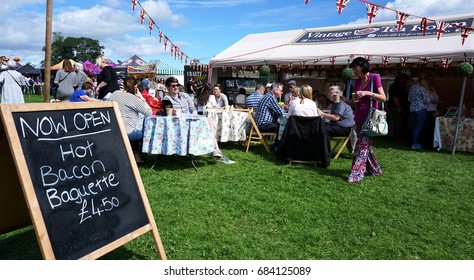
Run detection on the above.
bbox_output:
[318,85,355,139]
[255,82,285,133]
[163,76,196,114]
[213,84,229,108]
[245,84,265,111]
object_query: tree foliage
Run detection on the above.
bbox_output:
[42,32,104,67]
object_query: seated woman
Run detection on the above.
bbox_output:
[196,84,217,114]
[108,76,153,164]
[287,85,318,117]
[69,82,97,102]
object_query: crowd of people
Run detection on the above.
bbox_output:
[1,55,444,182]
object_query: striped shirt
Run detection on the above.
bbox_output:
[163,92,196,114]
[245,92,263,110]
[255,92,284,126]
[109,90,153,133]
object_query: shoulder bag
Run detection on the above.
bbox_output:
[361,74,388,137]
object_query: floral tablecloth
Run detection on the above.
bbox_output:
[205,109,249,142]
[433,117,474,153]
[142,115,217,156]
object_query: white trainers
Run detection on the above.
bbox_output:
[218,155,235,164]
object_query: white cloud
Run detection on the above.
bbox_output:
[168,0,262,9]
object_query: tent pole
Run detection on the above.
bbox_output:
[451,76,467,155]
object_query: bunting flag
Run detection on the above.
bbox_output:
[421,56,430,64]
[420,17,429,36]
[251,65,258,72]
[401,57,409,67]
[330,57,336,65]
[365,55,373,61]
[382,56,390,66]
[336,0,350,15]
[314,58,321,63]
[170,43,175,56]
[149,19,154,35]
[395,12,410,31]
[435,21,450,40]
[365,3,382,24]
[222,65,226,70]
[185,56,188,65]
[289,63,294,68]
[465,57,474,64]
[305,0,310,5]
[140,9,145,24]
[131,0,194,65]
[461,28,471,45]
[442,58,453,69]
[275,64,281,71]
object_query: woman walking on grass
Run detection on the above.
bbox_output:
[341,57,386,183]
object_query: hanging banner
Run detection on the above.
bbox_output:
[294,17,474,43]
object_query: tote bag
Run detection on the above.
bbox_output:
[361,75,388,137]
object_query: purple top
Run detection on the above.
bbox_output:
[353,73,381,124]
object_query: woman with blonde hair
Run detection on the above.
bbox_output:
[53,58,77,100]
[95,55,119,99]
[287,84,318,117]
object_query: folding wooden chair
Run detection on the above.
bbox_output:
[331,128,357,159]
[244,110,276,153]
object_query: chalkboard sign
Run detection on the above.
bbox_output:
[0,102,166,260]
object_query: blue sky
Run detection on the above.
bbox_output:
[1,0,472,70]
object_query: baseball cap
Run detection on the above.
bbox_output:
[265,83,272,88]
[287,80,296,85]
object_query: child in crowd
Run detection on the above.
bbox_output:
[69,82,97,102]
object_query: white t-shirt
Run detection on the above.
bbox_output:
[287,98,319,117]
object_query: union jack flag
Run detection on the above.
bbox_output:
[305,0,310,5]
[382,56,390,66]
[465,57,474,64]
[442,58,452,69]
[461,27,471,46]
[140,9,145,24]
[330,57,336,65]
[365,55,373,61]
[365,3,382,24]
[158,29,163,43]
[401,57,409,68]
[131,0,137,11]
[420,17,429,36]
[336,0,350,15]
[164,37,168,51]
[275,64,281,71]
[396,12,410,32]
[420,57,430,64]
[149,19,154,35]
[436,21,450,40]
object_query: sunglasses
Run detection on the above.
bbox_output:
[169,84,179,88]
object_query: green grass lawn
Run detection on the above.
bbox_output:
[1,95,473,260]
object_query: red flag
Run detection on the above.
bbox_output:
[436,21,450,40]
[461,27,471,45]
[401,57,408,68]
[149,19,154,35]
[140,9,145,24]
[365,3,381,24]
[442,58,452,69]
[420,17,428,36]
[396,12,410,31]
[131,0,137,11]
[336,0,350,15]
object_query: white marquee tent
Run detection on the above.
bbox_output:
[209,14,474,70]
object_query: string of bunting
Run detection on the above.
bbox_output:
[131,0,206,69]
[303,0,474,68]
[304,0,474,45]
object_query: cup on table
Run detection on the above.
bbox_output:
[332,93,340,103]
[352,92,359,102]
[166,107,173,117]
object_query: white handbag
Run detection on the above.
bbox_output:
[361,75,388,137]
